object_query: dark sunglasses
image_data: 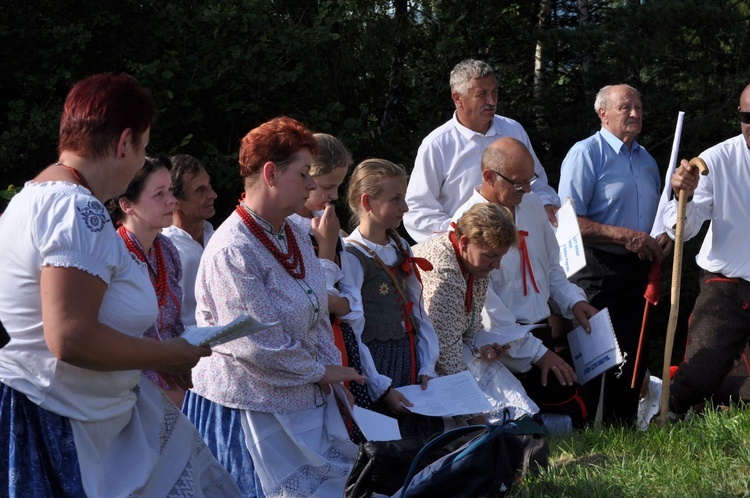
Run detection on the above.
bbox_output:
[738,111,750,124]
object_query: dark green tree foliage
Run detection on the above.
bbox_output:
[536,0,750,175]
[3,0,750,370]
[3,0,750,213]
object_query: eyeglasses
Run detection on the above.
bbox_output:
[739,111,750,124]
[491,170,539,191]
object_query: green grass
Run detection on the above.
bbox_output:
[510,406,750,497]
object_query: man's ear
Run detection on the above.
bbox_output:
[452,91,463,109]
[597,107,607,123]
[482,168,495,184]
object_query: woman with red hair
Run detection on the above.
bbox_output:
[184,116,364,497]
[0,73,239,496]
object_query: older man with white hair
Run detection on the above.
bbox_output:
[558,84,668,424]
[404,58,560,243]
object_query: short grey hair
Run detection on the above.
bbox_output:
[450,59,495,96]
[594,84,640,113]
[481,142,509,174]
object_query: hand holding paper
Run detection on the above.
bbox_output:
[394,371,491,417]
[181,314,278,347]
[566,308,624,385]
[332,383,401,441]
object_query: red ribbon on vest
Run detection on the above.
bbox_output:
[517,230,540,296]
[400,256,433,281]
[403,300,418,385]
[399,254,433,320]
[395,244,433,385]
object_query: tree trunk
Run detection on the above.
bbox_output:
[534,0,551,108]
[578,0,594,106]
[534,0,552,138]
[380,0,408,132]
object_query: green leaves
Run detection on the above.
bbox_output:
[0,184,21,201]
[3,0,750,201]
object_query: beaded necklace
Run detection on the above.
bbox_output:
[238,204,321,335]
[235,204,306,279]
[56,162,94,196]
[118,226,169,307]
[449,230,474,314]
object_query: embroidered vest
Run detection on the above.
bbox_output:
[346,245,421,343]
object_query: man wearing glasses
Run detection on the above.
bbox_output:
[557,84,667,424]
[404,58,560,243]
[665,83,750,419]
[452,137,598,428]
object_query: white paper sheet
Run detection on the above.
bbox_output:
[353,406,402,441]
[331,383,402,441]
[181,314,278,347]
[394,371,492,417]
[553,198,587,278]
[650,111,685,239]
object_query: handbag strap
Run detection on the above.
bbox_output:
[502,417,547,437]
[349,238,418,384]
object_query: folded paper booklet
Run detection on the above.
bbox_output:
[181,314,278,347]
[566,307,623,385]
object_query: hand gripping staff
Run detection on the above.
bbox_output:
[659,157,708,426]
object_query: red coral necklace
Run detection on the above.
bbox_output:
[235,204,306,279]
[56,162,94,196]
[118,226,168,306]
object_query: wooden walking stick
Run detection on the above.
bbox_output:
[659,157,708,426]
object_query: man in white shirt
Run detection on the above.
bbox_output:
[453,137,598,426]
[163,154,217,328]
[665,83,750,417]
[404,58,560,243]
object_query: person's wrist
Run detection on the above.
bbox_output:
[376,386,393,403]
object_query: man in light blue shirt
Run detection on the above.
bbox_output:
[558,84,670,424]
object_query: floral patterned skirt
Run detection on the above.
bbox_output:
[0,382,84,497]
[366,336,444,439]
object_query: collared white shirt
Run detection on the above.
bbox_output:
[665,134,750,280]
[404,113,560,243]
[163,221,214,328]
[453,189,587,373]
